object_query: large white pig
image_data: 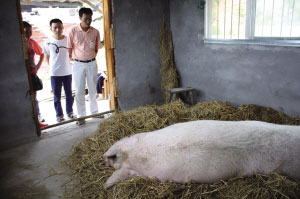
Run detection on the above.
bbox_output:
[103,120,300,189]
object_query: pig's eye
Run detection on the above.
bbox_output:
[108,155,117,162]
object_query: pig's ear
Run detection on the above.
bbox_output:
[104,168,131,189]
[104,136,132,158]
[104,143,120,158]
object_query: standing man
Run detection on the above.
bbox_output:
[67,7,101,125]
[43,18,75,123]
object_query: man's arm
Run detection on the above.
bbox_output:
[95,38,99,55]
[68,49,73,60]
[95,30,101,56]
[31,40,44,71]
[66,29,73,60]
[36,53,44,71]
[44,54,50,65]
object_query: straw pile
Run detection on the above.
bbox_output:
[159,21,179,103]
[66,100,300,198]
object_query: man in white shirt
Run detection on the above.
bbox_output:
[43,18,76,122]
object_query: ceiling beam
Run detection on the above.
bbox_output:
[81,0,101,13]
[20,1,82,7]
[20,0,101,12]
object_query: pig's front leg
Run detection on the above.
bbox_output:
[104,168,132,189]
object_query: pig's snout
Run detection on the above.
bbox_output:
[105,155,117,167]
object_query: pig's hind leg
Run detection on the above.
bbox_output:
[104,168,134,189]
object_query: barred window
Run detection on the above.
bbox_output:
[205,0,300,46]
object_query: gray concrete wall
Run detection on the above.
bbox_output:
[170,0,300,117]
[0,1,38,150]
[113,0,169,110]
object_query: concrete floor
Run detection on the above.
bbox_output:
[0,118,104,199]
[0,96,111,199]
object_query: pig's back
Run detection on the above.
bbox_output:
[139,120,299,151]
[128,120,300,183]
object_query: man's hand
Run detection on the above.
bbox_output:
[68,48,73,60]
[36,53,44,71]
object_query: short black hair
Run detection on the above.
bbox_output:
[79,7,93,17]
[23,21,31,28]
[50,18,62,26]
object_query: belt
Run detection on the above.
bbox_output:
[74,58,95,63]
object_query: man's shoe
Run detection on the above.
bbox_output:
[76,119,85,126]
[39,123,48,128]
[38,115,45,123]
[67,112,77,119]
[96,94,103,100]
[56,116,65,123]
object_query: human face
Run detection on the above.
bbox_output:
[24,26,32,39]
[50,22,63,38]
[80,13,92,30]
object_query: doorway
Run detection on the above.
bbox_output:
[20,0,116,130]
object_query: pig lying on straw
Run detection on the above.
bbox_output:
[104,120,300,189]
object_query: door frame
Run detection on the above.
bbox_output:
[17,0,41,136]
[16,0,118,134]
[103,0,118,109]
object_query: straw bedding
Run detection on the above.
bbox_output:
[160,21,179,103]
[66,100,300,199]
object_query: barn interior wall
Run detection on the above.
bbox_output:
[113,0,169,110]
[112,0,299,117]
[0,1,38,150]
[170,0,300,117]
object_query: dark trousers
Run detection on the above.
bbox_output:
[96,72,104,94]
[51,75,74,117]
[34,91,40,116]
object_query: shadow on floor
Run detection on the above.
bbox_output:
[0,118,104,199]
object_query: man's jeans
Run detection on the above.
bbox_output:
[34,91,40,116]
[51,75,74,118]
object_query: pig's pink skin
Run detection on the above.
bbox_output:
[103,120,300,189]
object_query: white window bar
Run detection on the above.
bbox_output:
[217,0,220,38]
[224,0,227,38]
[280,0,285,37]
[251,0,256,39]
[246,0,252,38]
[231,0,234,38]
[271,0,275,36]
[238,0,241,39]
[290,0,296,36]
[262,0,265,35]
[287,0,291,36]
[205,0,210,38]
